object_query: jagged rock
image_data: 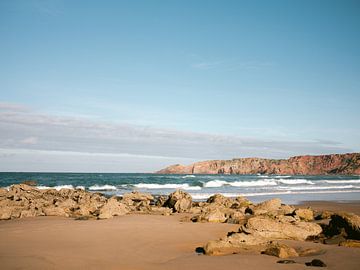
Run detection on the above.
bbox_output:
[326,212,360,239]
[280,204,296,215]
[262,242,298,258]
[204,233,269,256]
[192,208,227,223]
[241,216,322,241]
[122,191,154,202]
[227,211,246,224]
[154,195,168,207]
[305,259,327,267]
[206,194,234,208]
[98,197,129,219]
[247,198,282,215]
[339,240,360,248]
[165,190,192,213]
[315,210,334,220]
[295,208,314,221]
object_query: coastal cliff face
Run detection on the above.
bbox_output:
[157,153,360,175]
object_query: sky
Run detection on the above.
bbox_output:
[0,0,359,172]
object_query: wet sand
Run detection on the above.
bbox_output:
[0,202,360,270]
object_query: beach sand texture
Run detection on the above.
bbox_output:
[1,205,360,270]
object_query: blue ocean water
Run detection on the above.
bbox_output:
[1,173,360,204]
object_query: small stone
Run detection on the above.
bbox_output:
[277,260,296,264]
[305,259,327,267]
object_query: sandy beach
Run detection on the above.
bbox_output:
[1,200,360,270]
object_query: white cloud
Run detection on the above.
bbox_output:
[20,137,38,145]
[0,102,353,172]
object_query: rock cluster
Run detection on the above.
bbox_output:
[1,184,360,264]
[0,184,174,220]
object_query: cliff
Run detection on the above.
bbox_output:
[157,153,360,175]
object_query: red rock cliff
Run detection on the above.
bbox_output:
[157,153,360,175]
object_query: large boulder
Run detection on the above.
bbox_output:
[165,190,192,213]
[326,212,360,240]
[204,233,269,256]
[247,198,282,216]
[206,194,234,208]
[241,216,322,241]
[98,197,130,219]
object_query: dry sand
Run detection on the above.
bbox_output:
[1,202,360,270]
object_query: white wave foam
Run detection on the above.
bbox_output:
[229,179,277,187]
[134,183,201,191]
[37,185,74,190]
[278,185,356,191]
[75,186,85,190]
[182,175,196,178]
[88,184,117,191]
[277,179,314,185]
[274,175,291,178]
[203,179,277,188]
[323,179,360,184]
[257,175,269,178]
[203,180,229,188]
[190,189,360,200]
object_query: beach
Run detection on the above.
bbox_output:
[1,200,360,270]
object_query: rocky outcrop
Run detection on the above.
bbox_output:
[0,185,169,220]
[157,153,360,175]
[164,190,192,213]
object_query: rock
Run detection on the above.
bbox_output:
[315,210,333,220]
[297,248,325,256]
[241,216,322,241]
[165,190,192,213]
[204,233,269,256]
[98,197,129,219]
[150,206,172,216]
[249,198,282,215]
[154,195,168,207]
[277,260,296,264]
[206,194,234,208]
[43,206,68,217]
[295,208,314,221]
[0,207,12,220]
[122,191,154,202]
[262,242,298,258]
[280,204,296,215]
[227,211,246,224]
[324,234,346,245]
[326,212,360,239]
[305,259,327,267]
[192,208,227,223]
[339,240,360,248]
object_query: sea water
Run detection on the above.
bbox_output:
[1,172,360,204]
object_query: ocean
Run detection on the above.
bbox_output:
[1,172,360,204]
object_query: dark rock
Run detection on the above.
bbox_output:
[277,260,296,264]
[305,259,327,267]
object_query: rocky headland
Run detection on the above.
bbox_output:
[1,183,360,267]
[157,152,360,175]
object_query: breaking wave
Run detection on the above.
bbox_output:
[88,185,117,191]
[134,183,201,191]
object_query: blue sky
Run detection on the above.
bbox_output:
[0,0,359,172]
